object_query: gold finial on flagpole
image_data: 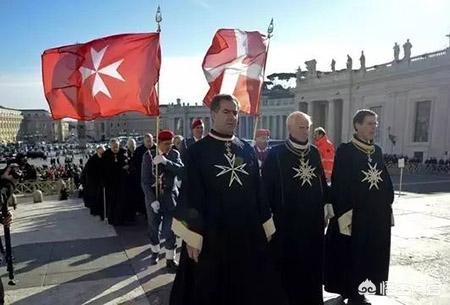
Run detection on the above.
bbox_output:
[267,18,274,38]
[155,5,162,33]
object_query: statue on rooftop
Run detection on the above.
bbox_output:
[305,59,317,78]
[346,55,353,70]
[393,42,400,62]
[403,39,412,62]
[360,51,366,71]
[296,66,302,79]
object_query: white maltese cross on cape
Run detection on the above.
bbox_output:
[292,159,317,187]
[215,154,249,187]
[361,163,383,190]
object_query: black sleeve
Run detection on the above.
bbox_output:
[0,178,14,206]
[80,157,91,186]
[261,148,280,214]
[179,139,189,163]
[164,150,184,176]
[246,142,272,225]
[331,144,353,218]
[171,145,205,249]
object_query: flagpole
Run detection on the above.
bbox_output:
[155,5,162,200]
[252,18,274,142]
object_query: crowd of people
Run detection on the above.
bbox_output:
[0,141,92,184]
[0,153,84,187]
[78,94,395,305]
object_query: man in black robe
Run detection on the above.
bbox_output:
[81,145,105,219]
[262,111,329,305]
[124,137,139,223]
[324,109,394,305]
[102,138,129,225]
[170,94,287,305]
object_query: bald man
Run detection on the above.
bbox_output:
[262,111,330,305]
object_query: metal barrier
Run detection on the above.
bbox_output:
[14,179,76,196]
[386,162,450,176]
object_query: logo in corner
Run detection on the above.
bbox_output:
[358,279,377,295]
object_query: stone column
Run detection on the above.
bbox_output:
[248,116,251,139]
[273,115,280,139]
[307,101,313,116]
[279,115,284,139]
[327,100,335,141]
[245,116,250,138]
[248,116,254,139]
[341,96,351,142]
[269,116,274,134]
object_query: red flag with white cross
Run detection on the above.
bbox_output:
[202,29,268,115]
[42,33,161,120]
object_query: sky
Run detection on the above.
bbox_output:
[1,0,449,110]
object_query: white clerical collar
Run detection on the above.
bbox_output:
[288,139,309,150]
[194,136,201,142]
[208,132,235,142]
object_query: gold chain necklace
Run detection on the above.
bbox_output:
[351,137,375,163]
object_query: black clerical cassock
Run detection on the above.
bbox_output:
[102,147,129,225]
[170,130,287,305]
[324,136,394,298]
[81,153,104,219]
[262,138,329,305]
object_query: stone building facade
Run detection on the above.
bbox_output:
[0,106,23,144]
[296,42,450,161]
[18,109,69,143]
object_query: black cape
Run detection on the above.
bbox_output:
[81,154,104,218]
[102,148,129,225]
[170,132,287,305]
[324,139,394,297]
[179,137,196,163]
[262,141,328,305]
[124,148,141,221]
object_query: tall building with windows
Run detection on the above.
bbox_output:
[17,109,69,143]
[0,106,23,143]
[0,107,70,143]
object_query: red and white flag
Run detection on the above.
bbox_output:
[202,29,268,115]
[42,33,161,120]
